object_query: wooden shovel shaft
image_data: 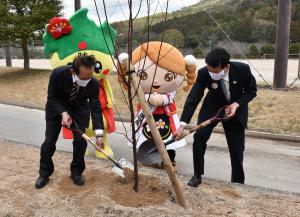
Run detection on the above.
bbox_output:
[165,112,227,147]
[81,134,122,168]
[164,119,213,146]
[189,119,212,133]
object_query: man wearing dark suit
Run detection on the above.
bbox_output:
[175,48,257,187]
[35,55,104,189]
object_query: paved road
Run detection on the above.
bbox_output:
[1,58,300,85]
[0,103,299,193]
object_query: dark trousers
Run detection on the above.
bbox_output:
[193,117,245,184]
[167,149,176,162]
[39,115,88,177]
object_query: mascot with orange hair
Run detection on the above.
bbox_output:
[119,41,197,168]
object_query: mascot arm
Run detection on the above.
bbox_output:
[144,92,176,107]
[161,91,176,106]
[104,78,114,108]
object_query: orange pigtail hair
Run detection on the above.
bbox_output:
[183,55,197,92]
[117,53,130,90]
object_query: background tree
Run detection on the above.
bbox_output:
[0,2,12,66]
[114,0,300,51]
[289,43,300,54]
[260,44,275,57]
[185,35,199,49]
[249,44,260,58]
[193,44,204,58]
[161,28,185,48]
[0,0,63,69]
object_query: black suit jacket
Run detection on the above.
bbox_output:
[180,61,257,128]
[45,65,104,130]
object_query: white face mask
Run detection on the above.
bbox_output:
[208,69,226,81]
[73,74,91,87]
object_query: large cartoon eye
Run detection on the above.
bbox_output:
[164,72,176,82]
[139,71,148,80]
[94,61,102,74]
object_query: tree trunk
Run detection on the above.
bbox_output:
[21,38,29,69]
[127,2,139,192]
[5,46,12,67]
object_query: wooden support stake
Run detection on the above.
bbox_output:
[127,65,188,208]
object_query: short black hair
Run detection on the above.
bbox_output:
[205,47,230,68]
[72,54,96,74]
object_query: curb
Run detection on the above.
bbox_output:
[213,127,300,143]
[114,117,300,143]
[112,116,300,143]
[1,102,299,143]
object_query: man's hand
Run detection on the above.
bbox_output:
[61,112,72,128]
[95,136,104,151]
[174,124,185,141]
[225,102,240,118]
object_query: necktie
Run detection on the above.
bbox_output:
[220,79,230,101]
[69,83,79,101]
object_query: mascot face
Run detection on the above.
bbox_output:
[131,41,197,94]
[43,8,117,80]
[134,57,184,94]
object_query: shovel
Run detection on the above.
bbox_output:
[65,125,133,178]
[137,106,229,165]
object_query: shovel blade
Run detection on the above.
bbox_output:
[137,149,161,165]
[111,158,134,178]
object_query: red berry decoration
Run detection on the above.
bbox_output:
[78,41,87,50]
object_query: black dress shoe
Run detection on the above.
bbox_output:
[71,175,85,186]
[187,175,202,187]
[35,176,49,189]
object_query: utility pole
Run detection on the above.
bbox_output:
[75,0,81,11]
[273,0,292,89]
